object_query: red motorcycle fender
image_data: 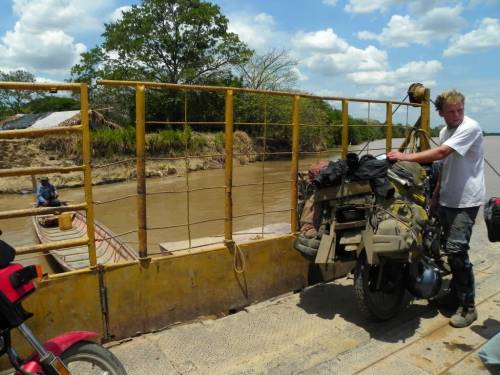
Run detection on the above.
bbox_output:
[20,331,98,373]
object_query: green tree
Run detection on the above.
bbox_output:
[233,94,342,155]
[71,0,252,85]
[238,49,298,90]
[0,70,37,118]
[22,97,80,113]
[71,0,252,125]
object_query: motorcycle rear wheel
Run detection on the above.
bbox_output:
[61,341,126,375]
[354,255,410,321]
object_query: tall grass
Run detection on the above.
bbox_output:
[91,127,136,158]
[148,129,189,156]
[91,126,221,158]
[37,127,236,160]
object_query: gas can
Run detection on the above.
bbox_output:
[58,212,73,230]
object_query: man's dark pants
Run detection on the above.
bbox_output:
[439,205,480,309]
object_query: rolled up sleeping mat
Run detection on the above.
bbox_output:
[293,236,321,257]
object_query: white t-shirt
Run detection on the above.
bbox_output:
[439,115,485,208]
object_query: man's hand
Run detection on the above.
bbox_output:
[387,151,406,161]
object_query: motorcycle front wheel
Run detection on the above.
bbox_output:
[354,255,411,321]
[61,341,126,375]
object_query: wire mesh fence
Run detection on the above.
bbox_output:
[0,80,427,269]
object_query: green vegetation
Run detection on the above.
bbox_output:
[22,97,80,113]
[71,0,251,124]
[89,127,223,158]
[0,70,80,120]
[91,127,136,157]
[0,70,37,118]
[71,0,251,85]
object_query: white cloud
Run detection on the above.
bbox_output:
[291,67,308,82]
[291,28,445,97]
[313,88,345,98]
[349,60,443,86]
[420,6,467,34]
[407,0,452,15]
[344,0,396,14]
[292,28,388,76]
[443,18,500,56]
[0,0,115,79]
[254,13,275,25]
[467,92,498,113]
[344,0,453,14]
[349,60,442,98]
[110,6,133,23]
[227,12,284,51]
[1,26,86,71]
[358,15,431,47]
[358,6,465,47]
[358,84,400,98]
[11,0,107,34]
[322,0,339,6]
[293,28,349,52]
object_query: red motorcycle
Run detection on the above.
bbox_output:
[0,231,126,374]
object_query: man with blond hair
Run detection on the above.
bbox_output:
[388,89,485,328]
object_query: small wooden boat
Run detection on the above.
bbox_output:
[33,211,138,271]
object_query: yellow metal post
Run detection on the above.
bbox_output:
[420,88,431,151]
[290,95,300,233]
[341,100,349,159]
[136,85,148,258]
[80,84,97,267]
[224,90,234,242]
[386,102,393,154]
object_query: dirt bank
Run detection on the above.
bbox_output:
[0,131,257,194]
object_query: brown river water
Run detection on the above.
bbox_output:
[1,137,499,273]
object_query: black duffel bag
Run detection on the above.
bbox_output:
[484,197,500,242]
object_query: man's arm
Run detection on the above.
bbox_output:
[36,186,47,205]
[51,184,58,198]
[387,145,454,163]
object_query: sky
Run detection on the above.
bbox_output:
[0,0,499,132]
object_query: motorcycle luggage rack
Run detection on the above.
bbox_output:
[314,180,372,202]
[335,220,366,230]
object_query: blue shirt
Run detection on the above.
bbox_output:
[37,184,57,205]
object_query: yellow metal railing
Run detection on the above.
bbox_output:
[96,80,428,258]
[0,80,429,266]
[224,89,234,241]
[0,82,97,266]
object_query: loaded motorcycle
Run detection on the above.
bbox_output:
[294,153,445,321]
[0,230,126,374]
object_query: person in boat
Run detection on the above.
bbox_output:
[388,89,485,328]
[37,176,61,207]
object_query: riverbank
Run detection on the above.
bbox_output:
[0,130,258,194]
